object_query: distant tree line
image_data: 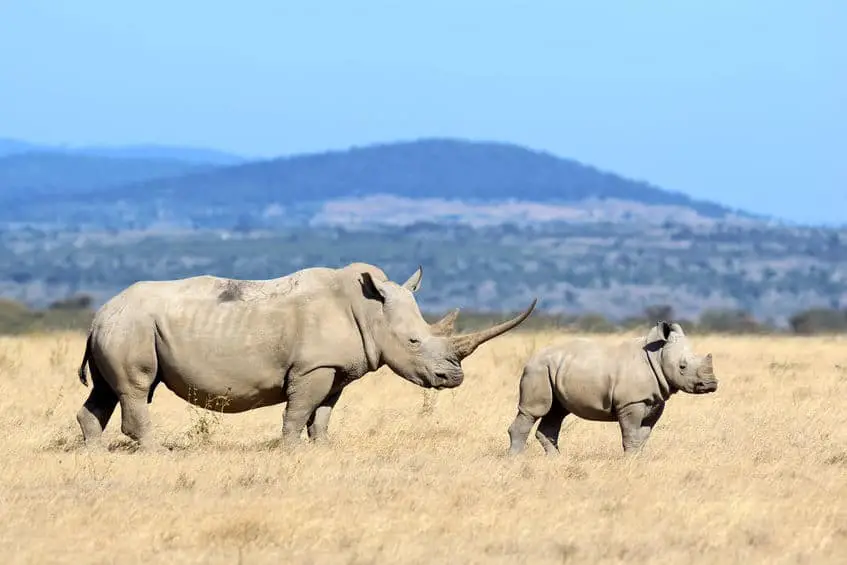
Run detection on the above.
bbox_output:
[0,295,96,334]
[1,294,845,336]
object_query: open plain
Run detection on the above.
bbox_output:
[0,330,845,564]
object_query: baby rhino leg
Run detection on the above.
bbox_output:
[617,401,664,454]
[508,361,554,455]
[535,400,568,456]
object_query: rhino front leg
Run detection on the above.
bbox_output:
[637,401,665,447]
[282,367,337,449]
[306,390,342,443]
[617,401,664,454]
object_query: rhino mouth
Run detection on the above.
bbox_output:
[693,380,718,394]
[430,370,463,389]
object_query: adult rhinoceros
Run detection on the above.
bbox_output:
[75,262,537,452]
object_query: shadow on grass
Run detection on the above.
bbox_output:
[38,429,328,455]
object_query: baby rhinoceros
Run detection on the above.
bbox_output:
[507,321,718,456]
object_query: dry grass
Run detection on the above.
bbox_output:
[1,330,845,564]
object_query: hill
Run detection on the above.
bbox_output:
[82,138,743,215]
[0,152,212,200]
[0,137,246,165]
[0,138,756,230]
[0,138,42,156]
[68,143,248,165]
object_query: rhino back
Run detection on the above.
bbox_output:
[91,268,365,412]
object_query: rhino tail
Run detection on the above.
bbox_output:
[78,332,92,387]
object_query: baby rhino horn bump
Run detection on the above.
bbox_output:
[450,298,538,360]
[698,353,715,377]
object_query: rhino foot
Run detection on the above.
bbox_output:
[80,439,109,454]
[137,439,168,454]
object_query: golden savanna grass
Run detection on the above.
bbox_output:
[1,330,845,564]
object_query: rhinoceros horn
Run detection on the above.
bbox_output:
[430,308,460,337]
[450,299,538,360]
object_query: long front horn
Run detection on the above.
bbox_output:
[430,308,460,337]
[450,299,538,360]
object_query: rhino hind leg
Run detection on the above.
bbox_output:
[508,362,555,455]
[99,352,163,452]
[118,391,162,452]
[535,401,568,456]
[76,364,118,449]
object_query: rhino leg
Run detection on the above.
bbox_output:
[617,401,664,454]
[535,401,568,456]
[119,397,159,452]
[508,362,554,455]
[306,390,342,443]
[98,351,163,452]
[282,367,337,449]
[76,364,118,450]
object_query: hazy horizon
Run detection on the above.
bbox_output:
[1,1,844,225]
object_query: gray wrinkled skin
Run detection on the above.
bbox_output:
[75,262,537,452]
[507,321,718,456]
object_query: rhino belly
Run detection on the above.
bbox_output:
[156,345,286,413]
[150,298,294,412]
[555,371,617,422]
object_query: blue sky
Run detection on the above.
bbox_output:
[1,1,844,225]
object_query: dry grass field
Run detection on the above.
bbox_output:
[0,330,845,564]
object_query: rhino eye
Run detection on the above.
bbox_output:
[409,337,421,345]
[679,359,688,370]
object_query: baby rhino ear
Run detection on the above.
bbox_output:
[657,320,672,341]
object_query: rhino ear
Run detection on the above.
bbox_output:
[657,320,672,341]
[401,265,423,293]
[361,272,388,303]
